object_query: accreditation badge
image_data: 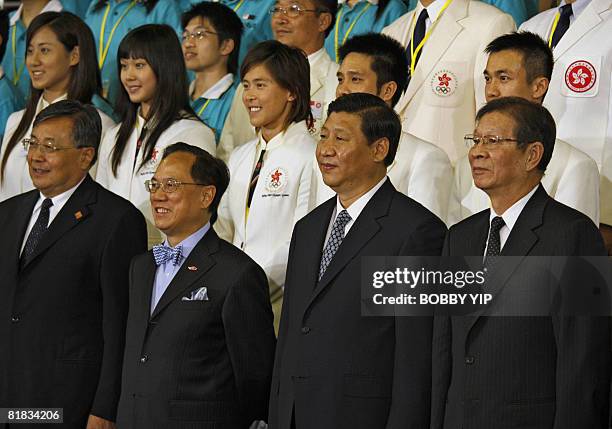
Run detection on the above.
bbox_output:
[310,100,324,120]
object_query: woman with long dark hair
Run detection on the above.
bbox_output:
[325,0,408,62]
[215,40,316,329]
[0,11,115,202]
[85,0,182,104]
[96,24,215,247]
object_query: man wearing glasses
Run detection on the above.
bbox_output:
[0,100,147,428]
[432,97,610,429]
[271,0,339,134]
[116,142,276,429]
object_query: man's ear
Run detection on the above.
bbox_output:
[318,11,332,35]
[219,38,235,57]
[532,76,549,102]
[379,81,398,105]
[525,141,544,172]
[371,137,390,163]
[79,147,95,170]
[200,185,217,210]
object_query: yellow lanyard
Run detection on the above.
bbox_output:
[232,0,246,12]
[197,99,212,117]
[98,0,137,70]
[409,0,453,75]
[11,25,25,86]
[547,11,561,48]
[334,2,372,62]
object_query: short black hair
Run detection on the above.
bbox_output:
[33,100,102,166]
[476,97,556,172]
[161,143,230,225]
[485,31,554,82]
[327,93,401,166]
[181,2,244,75]
[312,0,338,38]
[339,33,409,107]
[0,10,9,62]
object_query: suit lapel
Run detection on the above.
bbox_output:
[134,254,157,354]
[465,185,548,334]
[21,176,96,270]
[6,192,38,280]
[397,0,466,114]
[150,229,220,320]
[303,181,393,316]
[553,0,607,59]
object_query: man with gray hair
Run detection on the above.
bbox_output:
[0,100,147,429]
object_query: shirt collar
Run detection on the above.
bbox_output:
[37,93,68,115]
[559,0,590,19]
[35,175,86,212]
[416,0,446,24]
[10,0,64,26]
[189,73,234,100]
[335,176,388,221]
[256,121,307,152]
[308,47,326,65]
[489,184,539,234]
[163,223,211,261]
[338,0,379,5]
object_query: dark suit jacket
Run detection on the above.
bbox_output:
[432,184,611,429]
[269,179,447,429]
[116,228,276,429]
[0,175,147,428]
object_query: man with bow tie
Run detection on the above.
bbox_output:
[116,142,276,429]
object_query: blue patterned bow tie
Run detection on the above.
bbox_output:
[153,244,183,266]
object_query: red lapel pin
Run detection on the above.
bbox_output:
[74,211,83,220]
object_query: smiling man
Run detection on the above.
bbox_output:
[117,143,275,429]
[433,97,610,429]
[0,100,147,429]
[271,0,338,133]
[269,93,446,429]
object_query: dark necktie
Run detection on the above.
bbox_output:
[550,4,573,49]
[411,8,429,70]
[21,198,53,266]
[247,148,266,210]
[319,210,352,281]
[484,216,505,271]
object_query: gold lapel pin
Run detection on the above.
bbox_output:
[74,211,83,220]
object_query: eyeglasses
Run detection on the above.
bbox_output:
[22,137,78,154]
[181,29,218,42]
[464,134,523,148]
[269,5,321,18]
[144,178,206,193]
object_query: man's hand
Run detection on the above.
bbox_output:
[86,415,116,429]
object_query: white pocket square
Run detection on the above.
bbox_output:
[182,286,209,301]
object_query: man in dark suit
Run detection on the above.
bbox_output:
[0,100,147,429]
[116,143,276,429]
[269,93,447,429]
[432,97,611,429]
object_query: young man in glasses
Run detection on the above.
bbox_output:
[116,142,276,429]
[182,2,244,155]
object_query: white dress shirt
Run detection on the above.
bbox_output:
[323,176,388,249]
[21,176,85,255]
[560,0,590,24]
[484,184,538,255]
